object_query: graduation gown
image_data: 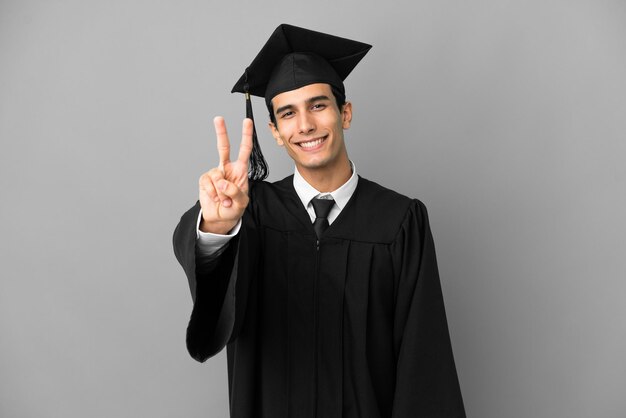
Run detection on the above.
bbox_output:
[173,175,465,418]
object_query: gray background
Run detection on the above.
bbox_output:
[1,0,625,417]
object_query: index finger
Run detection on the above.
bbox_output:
[213,116,230,167]
[237,118,254,165]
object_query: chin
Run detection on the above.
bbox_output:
[299,157,331,170]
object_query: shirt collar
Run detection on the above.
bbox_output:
[293,161,359,210]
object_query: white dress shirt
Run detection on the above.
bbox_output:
[196,162,358,257]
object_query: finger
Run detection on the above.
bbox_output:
[217,179,248,208]
[213,179,232,208]
[207,169,227,202]
[199,173,219,202]
[214,116,231,167]
[237,118,254,165]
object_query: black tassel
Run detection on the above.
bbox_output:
[244,77,269,181]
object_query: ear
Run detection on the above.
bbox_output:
[268,121,284,146]
[341,102,353,129]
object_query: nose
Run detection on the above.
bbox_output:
[297,112,315,135]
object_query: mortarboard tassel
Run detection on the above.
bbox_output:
[244,75,269,181]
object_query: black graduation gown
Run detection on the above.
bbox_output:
[173,176,465,418]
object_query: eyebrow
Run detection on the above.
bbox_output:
[274,95,332,116]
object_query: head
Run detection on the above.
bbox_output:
[230,24,372,180]
[267,83,353,176]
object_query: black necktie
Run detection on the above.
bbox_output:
[311,197,334,239]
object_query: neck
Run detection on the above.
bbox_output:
[297,156,352,193]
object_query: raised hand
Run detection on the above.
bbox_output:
[198,117,253,234]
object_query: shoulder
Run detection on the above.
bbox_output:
[356,176,413,207]
[245,176,304,229]
[332,176,429,243]
[248,175,294,205]
[356,176,427,219]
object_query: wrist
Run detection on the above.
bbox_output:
[200,218,238,235]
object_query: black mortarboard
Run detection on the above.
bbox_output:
[231,24,372,180]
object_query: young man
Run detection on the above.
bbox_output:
[173,24,465,417]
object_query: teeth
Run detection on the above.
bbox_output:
[300,138,324,148]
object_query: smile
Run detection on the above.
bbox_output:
[298,136,327,149]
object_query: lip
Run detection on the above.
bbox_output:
[295,135,328,151]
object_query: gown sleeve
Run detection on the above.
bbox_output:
[172,200,258,362]
[390,200,466,417]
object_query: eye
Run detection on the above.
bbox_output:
[280,111,294,119]
[311,103,326,111]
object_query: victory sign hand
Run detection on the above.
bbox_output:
[198,117,253,234]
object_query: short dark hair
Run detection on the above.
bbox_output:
[268,86,346,125]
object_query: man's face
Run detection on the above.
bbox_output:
[269,83,352,175]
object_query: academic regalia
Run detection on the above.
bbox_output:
[173,176,466,417]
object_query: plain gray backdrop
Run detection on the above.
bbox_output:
[1,1,625,417]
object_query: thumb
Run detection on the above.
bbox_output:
[217,179,247,207]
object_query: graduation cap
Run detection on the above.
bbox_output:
[231,24,372,180]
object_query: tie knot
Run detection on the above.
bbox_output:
[311,197,334,219]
